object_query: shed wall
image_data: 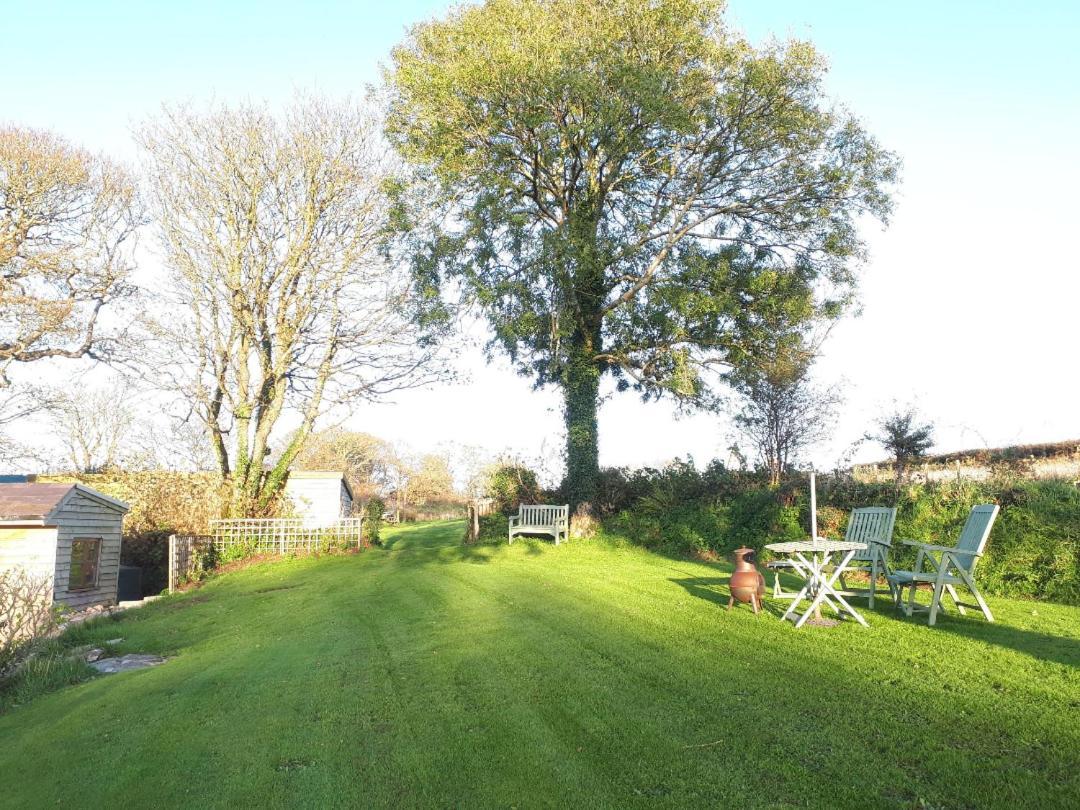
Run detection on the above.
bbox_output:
[51,490,124,610]
[285,478,351,527]
[0,527,58,582]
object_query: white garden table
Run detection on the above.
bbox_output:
[764,539,869,629]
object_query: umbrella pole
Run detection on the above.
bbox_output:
[810,471,825,622]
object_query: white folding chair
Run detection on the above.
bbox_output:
[887,504,999,626]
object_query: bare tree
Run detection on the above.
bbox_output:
[292,428,396,501]
[139,98,448,513]
[406,453,456,504]
[0,127,139,386]
[45,385,134,472]
[0,387,57,464]
[731,344,841,485]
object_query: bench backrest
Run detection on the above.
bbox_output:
[953,504,999,573]
[518,504,569,526]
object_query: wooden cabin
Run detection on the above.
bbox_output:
[283,471,353,528]
[0,483,129,611]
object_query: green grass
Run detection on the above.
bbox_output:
[2,520,1078,808]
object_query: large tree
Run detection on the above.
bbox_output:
[0,127,138,382]
[140,98,447,514]
[386,0,897,509]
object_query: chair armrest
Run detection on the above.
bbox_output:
[900,540,977,555]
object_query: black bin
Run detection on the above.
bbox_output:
[117,565,142,601]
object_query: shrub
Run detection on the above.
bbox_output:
[182,542,219,585]
[485,464,541,514]
[364,497,385,545]
[472,513,508,543]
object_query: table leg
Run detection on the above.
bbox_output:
[793,552,832,629]
[820,549,868,627]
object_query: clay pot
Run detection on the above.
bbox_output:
[727,547,765,614]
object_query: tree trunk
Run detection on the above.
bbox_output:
[563,341,600,512]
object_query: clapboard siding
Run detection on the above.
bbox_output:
[50,489,125,610]
[0,527,58,581]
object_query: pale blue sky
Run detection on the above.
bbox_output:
[5,1,1079,472]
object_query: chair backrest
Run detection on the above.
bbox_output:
[845,507,897,551]
[952,504,999,572]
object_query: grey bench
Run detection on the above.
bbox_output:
[508,504,569,545]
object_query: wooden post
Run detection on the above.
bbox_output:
[168,534,176,593]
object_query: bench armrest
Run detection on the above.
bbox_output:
[508,515,520,527]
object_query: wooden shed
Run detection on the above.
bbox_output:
[0,483,129,611]
[283,471,353,528]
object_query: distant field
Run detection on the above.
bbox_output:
[2,520,1077,808]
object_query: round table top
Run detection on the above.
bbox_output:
[764,538,868,554]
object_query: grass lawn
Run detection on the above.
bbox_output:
[2,520,1078,809]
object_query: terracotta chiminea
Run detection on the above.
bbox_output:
[727,547,765,614]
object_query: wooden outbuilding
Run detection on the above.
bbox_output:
[0,483,129,611]
[284,471,354,528]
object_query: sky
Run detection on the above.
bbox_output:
[3,0,1079,476]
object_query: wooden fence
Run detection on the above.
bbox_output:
[209,518,364,555]
[168,518,364,592]
[464,498,497,543]
[168,534,214,592]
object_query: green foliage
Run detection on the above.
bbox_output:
[215,538,256,567]
[978,480,1080,604]
[605,463,1080,604]
[387,0,898,507]
[0,614,125,712]
[181,542,220,586]
[469,514,508,544]
[485,463,542,514]
[0,647,97,713]
[870,408,935,483]
[364,497,386,545]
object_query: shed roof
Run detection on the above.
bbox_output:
[0,483,129,523]
[286,470,353,500]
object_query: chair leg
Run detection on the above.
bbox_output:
[868,558,878,609]
[906,578,918,617]
[969,583,995,623]
[928,579,946,626]
[944,584,966,615]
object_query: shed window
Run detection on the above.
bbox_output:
[69,538,102,591]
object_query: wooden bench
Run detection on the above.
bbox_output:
[508,504,569,545]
